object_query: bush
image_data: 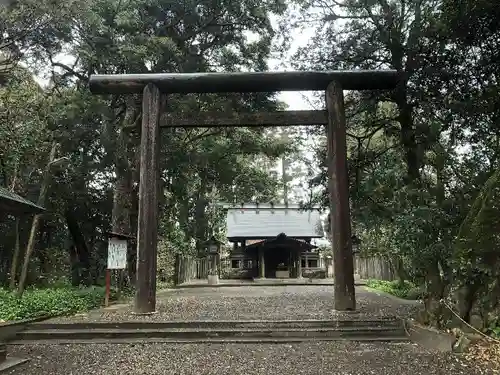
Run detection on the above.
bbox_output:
[366,279,423,300]
[303,269,327,279]
[405,286,425,300]
[0,286,112,321]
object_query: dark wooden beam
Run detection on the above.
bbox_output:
[161,110,328,128]
[134,83,161,314]
[89,70,402,94]
[326,80,356,311]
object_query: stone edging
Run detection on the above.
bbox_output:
[0,314,55,328]
[0,315,57,373]
[0,315,57,341]
[360,286,422,305]
[176,281,367,289]
[405,319,458,353]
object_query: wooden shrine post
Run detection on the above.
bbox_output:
[326,81,355,311]
[135,83,162,314]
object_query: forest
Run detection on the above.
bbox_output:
[0,0,499,337]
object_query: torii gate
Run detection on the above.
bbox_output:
[89,70,401,314]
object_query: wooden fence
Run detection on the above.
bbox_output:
[174,255,209,284]
[175,254,396,283]
[354,256,395,281]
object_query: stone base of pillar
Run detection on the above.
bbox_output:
[131,310,158,316]
[332,309,359,314]
[207,275,219,285]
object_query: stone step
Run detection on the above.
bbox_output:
[9,336,410,345]
[0,315,52,341]
[28,318,403,331]
[16,326,407,342]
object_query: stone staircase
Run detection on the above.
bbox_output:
[9,318,409,344]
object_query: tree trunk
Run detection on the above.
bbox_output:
[393,256,407,284]
[9,218,21,289]
[129,181,139,285]
[65,209,91,286]
[112,125,133,289]
[128,141,140,285]
[112,141,132,237]
[194,176,209,254]
[423,260,447,326]
[68,243,80,287]
[17,142,58,297]
[396,90,420,183]
[282,156,289,204]
[461,283,480,323]
[37,221,52,285]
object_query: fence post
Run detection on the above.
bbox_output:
[173,254,180,285]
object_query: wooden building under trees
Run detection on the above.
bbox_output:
[222,204,327,279]
[0,186,44,372]
[0,186,44,216]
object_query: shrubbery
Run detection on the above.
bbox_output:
[366,279,424,300]
[0,286,112,321]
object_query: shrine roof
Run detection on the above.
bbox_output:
[0,186,45,215]
[224,204,324,239]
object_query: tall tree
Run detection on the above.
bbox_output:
[0,0,295,289]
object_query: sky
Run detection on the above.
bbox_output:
[266,14,317,112]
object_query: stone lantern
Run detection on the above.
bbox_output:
[207,236,221,285]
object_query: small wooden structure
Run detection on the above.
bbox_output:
[0,188,44,372]
[89,69,402,313]
[0,187,44,216]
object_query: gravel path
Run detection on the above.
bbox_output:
[42,286,421,323]
[4,286,486,374]
[5,341,485,375]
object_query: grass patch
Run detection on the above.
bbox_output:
[0,286,117,322]
[366,279,423,300]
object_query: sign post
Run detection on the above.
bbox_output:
[106,232,135,307]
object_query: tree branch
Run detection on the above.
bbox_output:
[50,61,88,82]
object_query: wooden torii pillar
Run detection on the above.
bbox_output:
[89,70,401,313]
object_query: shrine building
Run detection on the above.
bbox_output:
[222,203,327,279]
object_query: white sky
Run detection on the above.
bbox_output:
[269,14,317,111]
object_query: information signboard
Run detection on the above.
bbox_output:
[107,237,127,269]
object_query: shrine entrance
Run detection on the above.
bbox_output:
[243,233,318,279]
[88,70,401,314]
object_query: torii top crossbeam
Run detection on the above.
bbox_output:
[88,70,401,94]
